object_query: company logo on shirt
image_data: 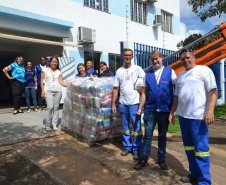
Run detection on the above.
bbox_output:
[130,72,133,75]
[162,80,168,83]
[190,73,194,77]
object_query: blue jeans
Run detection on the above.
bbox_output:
[141,111,169,162]
[25,87,37,109]
[119,103,143,153]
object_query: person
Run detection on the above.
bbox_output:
[86,60,98,76]
[76,63,92,77]
[2,56,26,115]
[169,49,218,184]
[41,56,67,132]
[112,48,145,160]
[36,57,47,111]
[134,50,177,170]
[99,61,114,77]
[25,61,38,112]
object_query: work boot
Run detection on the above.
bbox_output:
[133,153,140,160]
[121,149,130,156]
[157,158,168,170]
[38,107,43,111]
[180,174,197,183]
[134,159,148,170]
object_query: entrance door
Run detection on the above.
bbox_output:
[84,51,101,76]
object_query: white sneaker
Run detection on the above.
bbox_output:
[52,125,58,131]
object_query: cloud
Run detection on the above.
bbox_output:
[208,14,226,26]
[179,21,206,42]
[180,0,196,18]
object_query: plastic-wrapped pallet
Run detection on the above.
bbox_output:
[61,76,121,144]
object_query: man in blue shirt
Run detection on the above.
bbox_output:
[35,57,47,111]
[134,50,177,170]
[86,61,97,76]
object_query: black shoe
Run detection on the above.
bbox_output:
[134,159,148,170]
[133,153,140,160]
[157,158,168,170]
[121,149,130,156]
[180,174,197,183]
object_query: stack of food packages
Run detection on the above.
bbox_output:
[61,77,121,143]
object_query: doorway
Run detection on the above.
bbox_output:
[84,51,101,76]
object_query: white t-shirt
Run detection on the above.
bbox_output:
[114,64,145,105]
[175,65,217,119]
[44,67,62,92]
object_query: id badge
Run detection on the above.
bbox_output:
[52,81,56,88]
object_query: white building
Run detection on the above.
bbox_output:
[0,0,181,101]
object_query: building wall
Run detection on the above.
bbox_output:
[0,0,181,74]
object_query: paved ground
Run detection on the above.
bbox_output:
[0,108,226,185]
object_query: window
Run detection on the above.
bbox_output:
[161,10,173,33]
[109,54,121,75]
[84,0,109,13]
[131,0,147,24]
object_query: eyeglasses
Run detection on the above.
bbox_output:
[179,49,192,57]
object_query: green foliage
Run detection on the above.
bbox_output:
[177,34,204,51]
[177,23,223,51]
[188,0,226,22]
[214,103,226,118]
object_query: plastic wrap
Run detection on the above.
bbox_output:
[61,77,121,144]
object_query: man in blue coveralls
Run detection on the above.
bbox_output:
[112,48,145,160]
[134,50,177,170]
[169,49,218,184]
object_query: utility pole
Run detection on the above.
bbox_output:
[126,5,129,41]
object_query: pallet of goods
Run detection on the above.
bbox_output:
[61,77,122,145]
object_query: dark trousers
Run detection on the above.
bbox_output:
[37,85,46,107]
[10,79,25,110]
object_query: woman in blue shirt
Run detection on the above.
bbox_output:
[2,56,26,114]
[76,63,92,77]
[99,61,114,77]
[25,61,38,112]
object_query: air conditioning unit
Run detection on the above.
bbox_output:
[78,26,96,45]
[153,14,162,27]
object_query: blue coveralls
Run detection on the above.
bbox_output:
[119,103,143,154]
[179,116,211,185]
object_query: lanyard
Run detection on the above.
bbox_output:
[50,68,56,82]
[155,66,163,83]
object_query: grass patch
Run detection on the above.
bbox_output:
[214,104,226,119]
[141,104,226,134]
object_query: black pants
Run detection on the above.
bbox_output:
[37,85,46,107]
[10,79,25,110]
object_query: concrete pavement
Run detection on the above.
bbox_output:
[0,109,226,185]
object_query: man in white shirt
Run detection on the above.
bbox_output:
[112,48,145,160]
[134,50,177,171]
[169,49,218,184]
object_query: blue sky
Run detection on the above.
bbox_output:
[180,0,226,40]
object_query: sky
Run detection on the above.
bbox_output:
[179,0,226,41]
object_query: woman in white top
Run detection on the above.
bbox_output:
[41,56,67,132]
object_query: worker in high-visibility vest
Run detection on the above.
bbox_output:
[169,49,218,184]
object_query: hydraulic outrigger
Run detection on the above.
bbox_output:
[144,22,226,75]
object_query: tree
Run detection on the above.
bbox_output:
[188,0,226,22]
[177,34,205,51]
[177,24,223,51]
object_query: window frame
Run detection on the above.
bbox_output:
[161,10,174,34]
[131,0,147,25]
[84,0,110,13]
